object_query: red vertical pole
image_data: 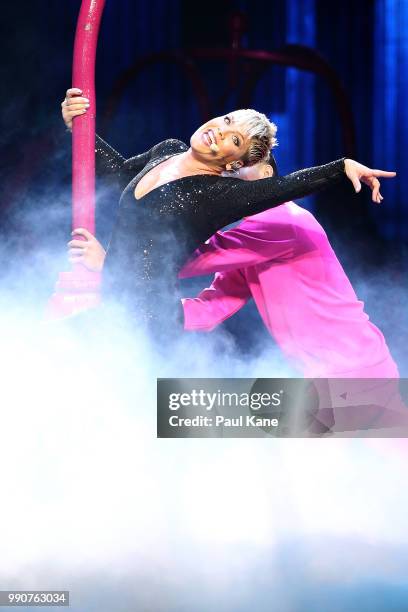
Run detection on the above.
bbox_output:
[47,0,106,320]
[72,0,106,235]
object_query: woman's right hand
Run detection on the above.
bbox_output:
[61,88,90,130]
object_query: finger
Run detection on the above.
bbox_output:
[64,108,89,118]
[66,88,83,97]
[67,241,83,250]
[348,171,361,193]
[370,170,396,178]
[361,176,376,188]
[62,99,85,108]
[66,109,88,119]
[363,176,379,202]
[72,228,93,240]
[68,247,87,256]
[65,96,90,107]
[64,103,89,113]
[68,240,88,249]
[63,105,89,115]
[371,178,380,200]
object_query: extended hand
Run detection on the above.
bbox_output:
[344,159,396,203]
[67,228,106,271]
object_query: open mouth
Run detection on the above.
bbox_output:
[201,129,217,147]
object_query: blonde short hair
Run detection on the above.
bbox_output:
[233,109,278,166]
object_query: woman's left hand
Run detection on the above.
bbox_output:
[344,159,396,203]
[67,228,106,271]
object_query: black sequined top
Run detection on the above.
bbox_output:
[95,135,346,321]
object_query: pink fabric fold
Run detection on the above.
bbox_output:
[180,202,398,378]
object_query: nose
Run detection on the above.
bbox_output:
[217,127,224,140]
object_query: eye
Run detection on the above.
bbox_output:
[232,135,240,147]
[224,115,231,124]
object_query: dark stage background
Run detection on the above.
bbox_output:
[0,0,407,367]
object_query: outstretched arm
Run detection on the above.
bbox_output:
[182,270,251,331]
[210,159,396,229]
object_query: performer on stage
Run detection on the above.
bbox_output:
[62,88,394,332]
[179,159,398,379]
[71,152,397,378]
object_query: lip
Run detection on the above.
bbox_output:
[208,129,217,145]
[201,131,211,147]
[201,129,217,147]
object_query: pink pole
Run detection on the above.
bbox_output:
[46,0,106,320]
[72,0,105,235]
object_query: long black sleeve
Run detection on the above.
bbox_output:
[208,158,346,228]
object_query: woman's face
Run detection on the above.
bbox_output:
[190,113,250,168]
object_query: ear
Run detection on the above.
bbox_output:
[225,160,244,172]
[263,164,274,178]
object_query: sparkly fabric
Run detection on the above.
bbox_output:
[95,135,346,323]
